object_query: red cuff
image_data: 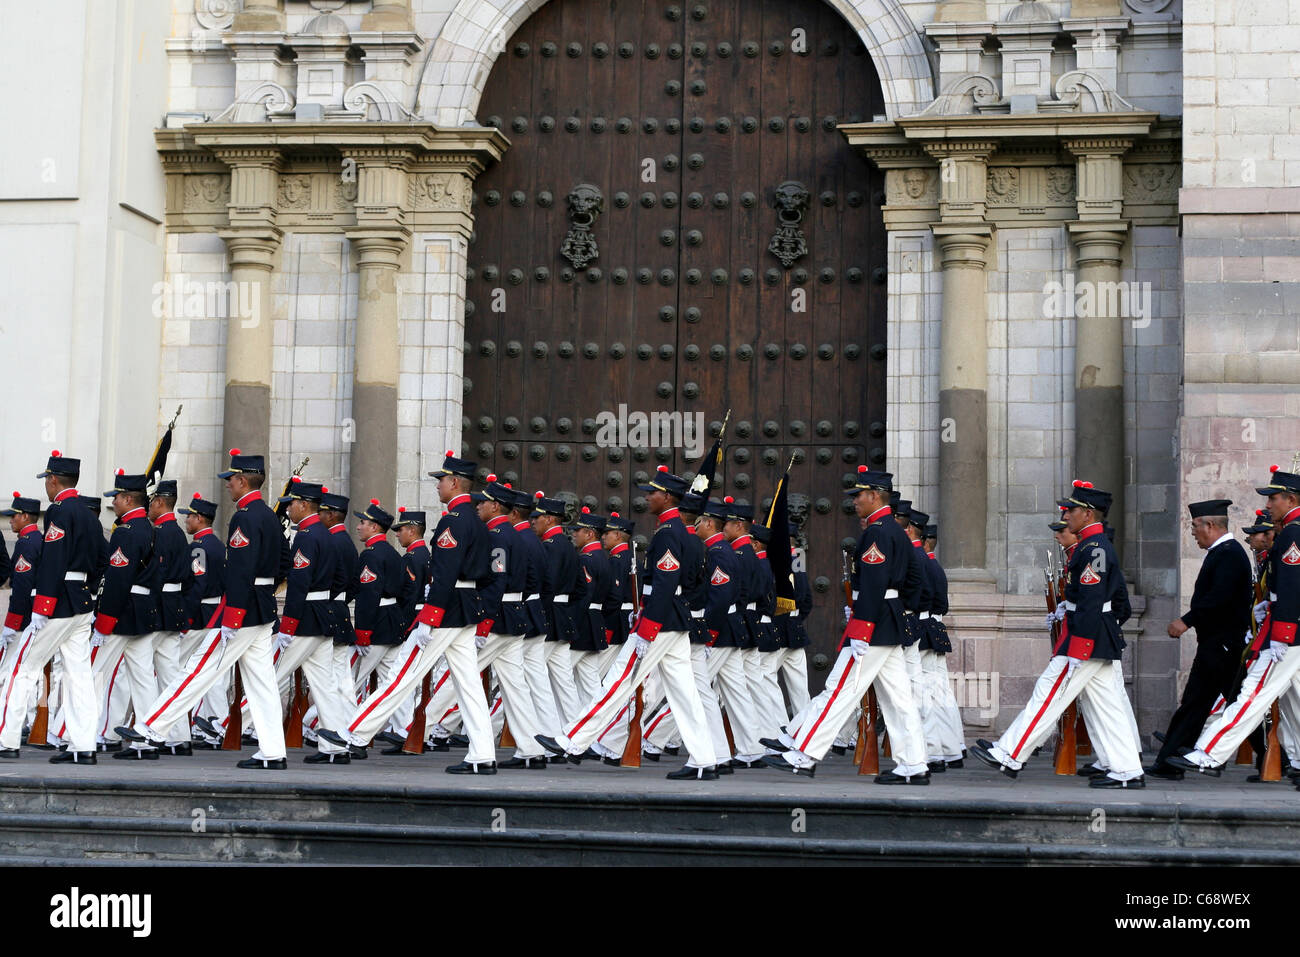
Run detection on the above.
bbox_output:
[707,629,719,646]
[279,616,299,637]
[1067,634,1095,660]
[842,618,876,643]
[354,630,372,645]
[605,629,614,642]
[93,613,117,635]
[417,605,445,628]
[633,616,661,640]
[222,605,246,629]
[1271,621,1297,646]
[4,612,21,631]
[475,618,494,637]
[32,594,56,617]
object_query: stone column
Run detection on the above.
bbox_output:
[232,0,284,32]
[1066,137,1131,552]
[926,142,996,583]
[345,230,408,508]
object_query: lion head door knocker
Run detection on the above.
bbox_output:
[561,184,604,269]
[767,180,811,269]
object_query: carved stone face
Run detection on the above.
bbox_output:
[566,184,604,225]
[903,169,927,200]
[788,492,810,528]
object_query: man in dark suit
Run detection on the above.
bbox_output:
[1148,500,1253,779]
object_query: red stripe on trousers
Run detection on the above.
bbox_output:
[597,703,630,741]
[350,645,422,733]
[1206,660,1275,754]
[569,653,639,738]
[403,669,452,732]
[644,707,671,738]
[799,654,856,753]
[147,633,223,728]
[1011,664,1070,760]
[0,633,34,737]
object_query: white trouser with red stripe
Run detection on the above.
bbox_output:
[742,648,788,737]
[141,631,187,742]
[571,649,605,705]
[0,637,47,739]
[272,635,349,754]
[520,637,563,737]
[596,643,621,678]
[988,656,1141,780]
[0,613,96,753]
[1278,683,1300,763]
[135,622,285,760]
[636,645,732,763]
[555,630,716,768]
[181,628,230,724]
[777,646,811,720]
[340,625,494,763]
[1185,644,1300,767]
[544,641,584,726]
[54,640,127,745]
[919,650,964,762]
[779,644,926,774]
[423,633,544,759]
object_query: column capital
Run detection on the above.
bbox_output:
[1062,137,1134,157]
[923,144,996,223]
[217,228,282,270]
[931,223,993,269]
[345,228,410,269]
[1067,221,1128,267]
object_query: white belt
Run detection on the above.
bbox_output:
[760,615,772,624]
[590,602,603,611]
[620,603,634,611]
[333,591,346,602]
[884,589,899,599]
[414,603,424,611]
[690,609,705,619]
[526,594,540,602]
[200,597,220,605]
[933,614,944,623]
[161,583,182,593]
[255,577,274,586]
[455,579,476,589]
[553,595,569,603]
[789,610,800,619]
[1103,601,1112,612]
[130,585,150,595]
[745,602,757,611]
[919,611,931,620]
[306,590,330,601]
[1061,600,1112,612]
[503,592,523,602]
[727,604,738,614]
[642,586,683,596]
[1270,593,1277,602]
[65,571,87,582]
[851,590,859,601]
[379,597,397,607]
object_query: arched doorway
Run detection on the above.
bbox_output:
[462,0,888,667]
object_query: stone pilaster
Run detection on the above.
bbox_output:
[231,0,284,33]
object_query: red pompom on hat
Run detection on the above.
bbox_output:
[857,465,867,473]
[487,473,497,483]
[1081,481,1093,488]
[229,448,241,456]
[724,495,734,504]
[370,498,380,506]
[534,491,544,499]
[445,449,454,457]
[115,468,124,476]
[581,506,590,513]
[11,491,19,498]
[611,511,620,517]
[1270,464,1280,473]
[397,506,406,512]
[1072,479,1083,488]
[192,492,201,499]
[290,475,301,483]
[51,450,61,458]
[503,482,512,488]
[657,464,669,472]
[321,486,328,493]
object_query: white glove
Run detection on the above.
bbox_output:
[849,639,869,660]
[1064,657,1080,680]
[628,610,636,631]
[413,622,434,649]
[354,643,371,657]
[0,627,14,648]
[843,605,852,624]
[633,636,652,658]
[273,632,293,652]
[29,614,48,634]
[1263,643,1288,665]
[90,631,105,648]
[474,634,488,650]
[1045,604,1066,628]
[1254,601,1269,626]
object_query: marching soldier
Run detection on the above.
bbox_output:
[773,520,812,721]
[530,492,584,728]
[600,512,636,672]
[1167,466,1300,782]
[537,466,720,779]
[0,452,101,763]
[762,468,929,782]
[972,481,1145,787]
[321,489,358,685]
[143,479,192,753]
[506,487,565,747]
[1147,500,1253,779]
[0,493,43,701]
[911,511,964,770]
[176,492,227,742]
[569,507,613,703]
[318,453,498,774]
[119,449,290,769]
[748,522,790,737]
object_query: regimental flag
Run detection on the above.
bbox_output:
[145,405,182,488]
[764,465,797,616]
[689,408,730,496]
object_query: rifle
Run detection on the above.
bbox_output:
[26,662,52,748]
[403,672,433,754]
[221,664,244,750]
[284,669,308,748]
[1044,555,1077,774]
[620,538,645,767]
[843,546,880,774]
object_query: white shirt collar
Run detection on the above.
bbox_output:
[1209,532,1233,551]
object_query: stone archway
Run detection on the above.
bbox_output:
[419,0,934,124]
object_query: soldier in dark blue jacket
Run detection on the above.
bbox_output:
[121,450,290,769]
[773,520,812,720]
[909,511,964,771]
[600,512,636,658]
[569,508,613,703]
[506,488,564,744]
[973,481,1144,787]
[1,493,42,643]
[176,492,227,740]
[531,493,583,729]
[538,466,719,779]
[320,453,497,774]
[0,453,101,762]
[763,468,929,783]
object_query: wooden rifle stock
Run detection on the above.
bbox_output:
[1261,701,1284,781]
[27,662,52,747]
[620,686,644,767]
[721,709,737,757]
[403,671,432,754]
[284,668,307,748]
[222,664,244,750]
[1235,737,1255,765]
[1053,701,1078,774]
[856,687,879,775]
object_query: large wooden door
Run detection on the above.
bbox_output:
[463,0,888,668]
